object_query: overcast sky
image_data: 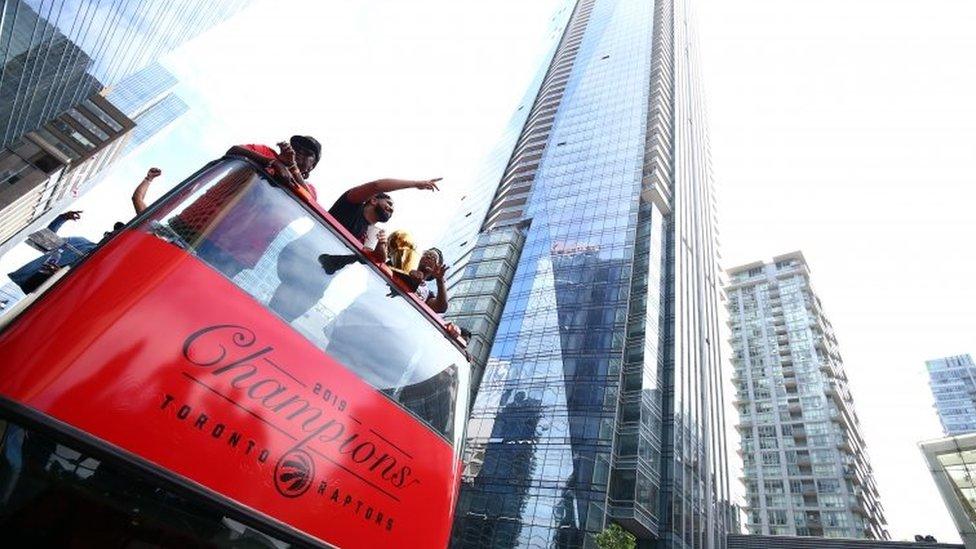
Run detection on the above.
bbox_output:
[3,0,974,542]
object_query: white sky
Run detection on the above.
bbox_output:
[700,0,976,542]
[2,0,974,542]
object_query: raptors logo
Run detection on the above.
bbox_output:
[274,449,314,498]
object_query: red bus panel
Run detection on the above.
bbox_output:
[0,161,468,548]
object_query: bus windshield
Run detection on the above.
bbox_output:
[138,159,469,447]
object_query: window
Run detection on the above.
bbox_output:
[0,420,294,547]
[67,108,110,141]
[817,479,841,493]
[81,99,125,132]
[767,510,788,525]
[29,151,63,174]
[51,119,96,150]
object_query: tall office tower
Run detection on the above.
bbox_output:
[103,62,181,118]
[725,252,887,540]
[0,0,247,255]
[926,355,976,436]
[121,93,189,155]
[104,62,189,154]
[446,0,732,547]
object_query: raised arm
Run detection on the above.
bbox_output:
[426,263,449,314]
[132,167,162,214]
[345,177,442,204]
[276,141,307,186]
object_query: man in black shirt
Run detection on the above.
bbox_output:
[268,176,441,322]
[328,177,441,260]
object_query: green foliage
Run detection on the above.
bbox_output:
[594,523,636,549]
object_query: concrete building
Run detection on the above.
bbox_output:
[729,534,961,549]
[725,252,887,540]
[0,94,135,251]
[926,355,976,436]
[446,0,732,547]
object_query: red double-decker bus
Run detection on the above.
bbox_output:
[0,158,470,548]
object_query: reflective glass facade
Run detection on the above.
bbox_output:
[122,94,188,155]
[726,253,888,540]
[104,62,189,156]
[104,62,179,118]
[920,433,976,548]
[927,355,976,436]
[1,0,248,149]
[0,0,100,149]
[449,1,730,547]
[0,1,242,256]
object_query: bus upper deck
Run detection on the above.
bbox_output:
[0,157,470,548]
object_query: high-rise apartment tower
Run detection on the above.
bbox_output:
[725,252,887,540]
[926,354,976,436]
[445,1,732,547]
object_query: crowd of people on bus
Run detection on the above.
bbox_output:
[6,134,457,335]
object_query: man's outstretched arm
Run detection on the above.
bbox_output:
[345,177,442,204]
[46,210,81,233]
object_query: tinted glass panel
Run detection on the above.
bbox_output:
[0,420,292,548]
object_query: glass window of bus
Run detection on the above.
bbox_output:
[135,159,469,447]
[0,420,296,547]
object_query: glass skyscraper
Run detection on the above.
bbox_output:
[725,252,888,540]
[0,0,243,257]
[104,61,189,156]
[120,93,188,154]
[1,0,248,150]
[105,61,190,156]
[926,354,976,436]
[446,1,732,547]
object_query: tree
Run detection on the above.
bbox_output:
[595,523,636,549]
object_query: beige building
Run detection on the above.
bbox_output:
[0,94,134,257]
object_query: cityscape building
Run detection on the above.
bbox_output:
[0,93,134,253]
[926,355,976,436]
[0,0,247,257]
[104,62,190,156]
[919,433,976,549]
[0,280,25,317]
[445,0,732,547]
[725,252,887,540]
[729,534,962,549]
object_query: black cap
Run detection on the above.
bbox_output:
[290,135,321,165]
